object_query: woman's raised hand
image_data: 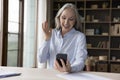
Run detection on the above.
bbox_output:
[42,21,52,41]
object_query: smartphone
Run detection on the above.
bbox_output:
[56,53,67,67]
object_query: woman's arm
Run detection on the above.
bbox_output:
[38,21,52,63]
[38,40,50,63]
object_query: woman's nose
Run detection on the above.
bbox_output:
[65,19,69,25]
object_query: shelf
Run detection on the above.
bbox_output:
[110,35,120,37]
[50,0,120,73]
[86,0,109,2]
[87,47,109,50]
[54,0,75,2]
[78,9,85,11]
[111,8,120,10]
[85,21,111,23]
[95,60,120,63]
[86,8,110,10]
[111,21,120,24]
[110,60,120,63]
[76,0,84,1]
[86,35,109,37]
[110,48,120,50]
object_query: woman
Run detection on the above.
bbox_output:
[38,3,87,73]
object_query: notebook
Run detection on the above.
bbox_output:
[0,69,21,78]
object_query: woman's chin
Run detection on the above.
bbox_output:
[63,26,70,29]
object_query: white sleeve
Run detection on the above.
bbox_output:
[71,34,87,72]
[38,40,50,63]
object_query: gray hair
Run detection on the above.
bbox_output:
[55,3,82,32]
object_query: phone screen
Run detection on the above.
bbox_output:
[56,54,67,67]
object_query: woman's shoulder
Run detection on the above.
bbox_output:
[74,31,86,42]
[52,28,59,33]
[75,30,85,37]
[52,28,58,31]
[51,28,60,37]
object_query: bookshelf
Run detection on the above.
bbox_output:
[48,0,120,72]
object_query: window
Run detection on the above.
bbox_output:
[2,0,24,66]
[7,0,19,66]
[2,0,47,67]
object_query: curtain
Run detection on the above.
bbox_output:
[23,0,47,68]
[37,0,47,68]
[0,0,3,66]
[23,0,38,67]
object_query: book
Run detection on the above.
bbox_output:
[0,70,21,78]
[97,41,102,48]
[85,29,94,35]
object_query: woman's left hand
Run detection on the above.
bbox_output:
[54,59,71,72]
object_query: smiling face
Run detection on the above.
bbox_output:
[60,8,76,35]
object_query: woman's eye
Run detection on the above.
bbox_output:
[69,19,73,21]
[62,17,66,19]
[69,18,74,21]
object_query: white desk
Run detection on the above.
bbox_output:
[0,66,120,80]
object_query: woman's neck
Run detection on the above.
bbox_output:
[61,28,73,37]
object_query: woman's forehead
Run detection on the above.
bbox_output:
[61,8,76,17]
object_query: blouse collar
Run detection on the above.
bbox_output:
[57,28,76,38]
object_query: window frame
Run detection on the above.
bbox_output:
[2,0,24,67]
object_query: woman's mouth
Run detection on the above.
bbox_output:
[64,25,69,28]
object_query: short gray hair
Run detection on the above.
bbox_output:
[55,3,82,32]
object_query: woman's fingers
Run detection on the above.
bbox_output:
[61,59,71,72]
[66,60,71,72]
[60,59,66,68]
[42,21,49,33]
[54,60,63,72]
[42,21,52,41]
[55,60,61,68]
[54,59,71,72]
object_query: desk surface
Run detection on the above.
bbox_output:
[0,66,120,80]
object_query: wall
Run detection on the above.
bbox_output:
[0,0,3,66]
